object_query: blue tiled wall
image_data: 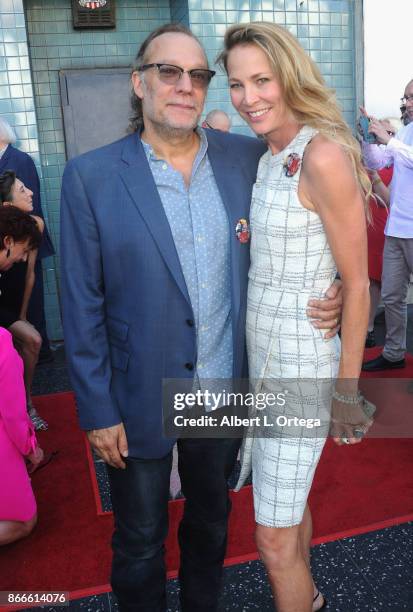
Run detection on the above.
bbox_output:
[171,0,189,25]
[24,0,171,339]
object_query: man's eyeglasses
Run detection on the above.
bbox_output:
[138,63,215,89]
[401,94,413,104]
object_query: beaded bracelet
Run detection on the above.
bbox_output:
[332,390,363,405]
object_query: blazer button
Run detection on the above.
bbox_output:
[186,319,194,327]
[185,362,194,371]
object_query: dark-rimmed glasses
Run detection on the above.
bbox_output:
[401,94,413,104]
[138,63,215,89]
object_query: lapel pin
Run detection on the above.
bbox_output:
[235,218,250,243]
[283,152,301,177]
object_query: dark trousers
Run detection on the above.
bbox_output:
[28,259,51,355]
[107,437,240,612]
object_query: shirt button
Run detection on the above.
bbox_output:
[198,363,204,369]
[200,325,208,332]
[197,236,203,242]
[201,283,207,289]
[162,163,167,170]
[185,362,194,371]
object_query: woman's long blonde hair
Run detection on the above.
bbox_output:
[218,22,371,214]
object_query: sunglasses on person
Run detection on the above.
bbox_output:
[138,63,216,89]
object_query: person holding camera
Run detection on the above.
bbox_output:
[361,79,413,371]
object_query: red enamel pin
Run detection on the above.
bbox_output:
[235,218,250,243]
[283,152,301,177]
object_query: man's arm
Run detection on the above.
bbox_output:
[361,141,392,170]
[367,119,413,169]
[386,137,413,169]
[60,160,128,468]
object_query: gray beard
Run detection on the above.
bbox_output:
[150,119,198,140]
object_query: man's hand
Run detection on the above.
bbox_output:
[368,118,392,145]
[307,279,342,339]
[87,423,129,469]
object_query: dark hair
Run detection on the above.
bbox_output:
[0,206,42,251]
[129,23,203,133]
[0,170,16,204]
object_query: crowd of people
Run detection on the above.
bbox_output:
[0,18,412,612]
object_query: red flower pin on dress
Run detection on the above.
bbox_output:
[283,152,301,177]
[235,218,250,243]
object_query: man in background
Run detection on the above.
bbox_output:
[202,109,231,132]
[362,79,413,372]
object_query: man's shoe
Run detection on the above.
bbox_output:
[362,354,406,372]
[365,331,376,348]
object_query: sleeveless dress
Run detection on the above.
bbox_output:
[235,126,341,528]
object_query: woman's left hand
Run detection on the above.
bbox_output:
[330,398,372,446]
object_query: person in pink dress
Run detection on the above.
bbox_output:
[0,327,44,545]
[0,207,44,545]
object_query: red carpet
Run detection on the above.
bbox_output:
[1,350,412,599]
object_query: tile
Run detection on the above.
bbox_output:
[338,524,413,609]
[310,540,383,611]
[94,460,113,513]
[219,560,274,610]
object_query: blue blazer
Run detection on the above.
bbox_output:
[60,130,266,458]
[0,145,55,259]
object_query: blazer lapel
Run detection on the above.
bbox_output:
[119,135,191,305]
[206,133,250,326]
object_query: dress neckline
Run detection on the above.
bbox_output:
[267,124,314,161]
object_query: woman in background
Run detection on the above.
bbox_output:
[0,208,43,545]
[0,171,47,430]
[0,327,44,545]
[0,118,55,363]
[366,167,391,347]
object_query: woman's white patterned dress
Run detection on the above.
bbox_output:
[235,125,341,527]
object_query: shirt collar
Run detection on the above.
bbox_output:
[141,127,208,164]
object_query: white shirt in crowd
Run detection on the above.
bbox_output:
[362,122,413,238]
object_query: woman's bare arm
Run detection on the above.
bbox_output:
[19,216,44,321]
[300,136,370,391]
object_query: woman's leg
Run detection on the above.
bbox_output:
[255,521,313,612]
[9,320,47,430]
[9,320,42,406]
[0,514,37,546]
[299,505,325,611]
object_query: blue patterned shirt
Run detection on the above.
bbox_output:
[142,129,233,388]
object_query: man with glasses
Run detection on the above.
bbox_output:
[362,79,413,372]
[60,23,341,611]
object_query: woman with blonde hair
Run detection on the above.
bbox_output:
[218,22,371,611]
